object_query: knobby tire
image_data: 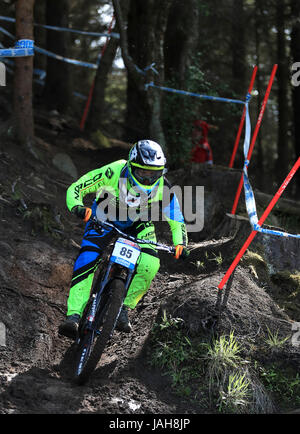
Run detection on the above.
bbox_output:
[74,278,125,385]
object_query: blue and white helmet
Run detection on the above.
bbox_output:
[128,140,166,188]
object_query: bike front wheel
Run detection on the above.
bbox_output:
[74,278,125,385]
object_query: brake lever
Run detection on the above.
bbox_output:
[91,217,176,256]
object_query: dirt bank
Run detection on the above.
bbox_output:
[0,120,299,415]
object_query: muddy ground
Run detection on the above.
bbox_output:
[0,112,299,416]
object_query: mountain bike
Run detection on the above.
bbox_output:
[72,216,176,385]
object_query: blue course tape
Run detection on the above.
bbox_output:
[35,24,120,40]
[15,40,34,49]
[0,15,119,39]
[148,80,300,239]
[73,91,88,100]
[0,26,16,40]
[0,25,98,68]
[0,32,93,98]
[0,39,34,57]
[253,224,300,239]
[0,25,14,38]
[2,55,86,97]
[242,96,300,239]
[34,46,98,69]
[1,50,46,81]
[145,82,245,105]
[135,63,159,76]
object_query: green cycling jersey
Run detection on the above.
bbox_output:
[66,159,187,246]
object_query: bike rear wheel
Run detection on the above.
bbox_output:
[74,278,125,385]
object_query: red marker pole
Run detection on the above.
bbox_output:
[80,16,115,131]
[231,64,278,215]
[229,65,258,168]
[219,155,300,290]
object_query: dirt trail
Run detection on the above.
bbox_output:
[0,123,299,415]
[0,132,200,414]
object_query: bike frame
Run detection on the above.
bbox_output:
[77,217,175,340]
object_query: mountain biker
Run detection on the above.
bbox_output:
[58,140,189,339]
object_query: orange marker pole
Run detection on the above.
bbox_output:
[219,155,300,290]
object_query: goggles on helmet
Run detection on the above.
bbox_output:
[131,166,163,186]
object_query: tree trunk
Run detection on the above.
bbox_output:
[85,23,119,133]
[33,1,46,73]
[275,0,289,180]
[231,0,246,97]
[254,0,264,189]
[291,0,300,195]
[113,0,144,141]
[162,0,199,165]
[147,0,172,146]
[113,0,173,149]
[13,0,35,146]
[43,0,71,113]
[164,0,199,87]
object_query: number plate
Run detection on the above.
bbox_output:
[110,238,141,270]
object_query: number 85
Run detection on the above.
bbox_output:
[120,247,132,258]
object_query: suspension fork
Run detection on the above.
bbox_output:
[87,261,114,326]
[81,260,136,338]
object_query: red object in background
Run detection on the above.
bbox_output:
[191,120,213,164]
[191,142,213,163]
[193,120,209,137]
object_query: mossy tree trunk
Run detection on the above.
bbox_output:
[231,0,246,97]
[113,0,172,150]
[275,0,289,181]
[291,0,300,195]
[13,0,35,147]
[43,0,71,113]
[164,0,199,88]
[85,22,119,133]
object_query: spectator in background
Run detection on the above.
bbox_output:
[191,120,215,165]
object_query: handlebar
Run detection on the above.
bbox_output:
[90,216,176,255]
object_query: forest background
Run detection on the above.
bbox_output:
[1,0,300,199]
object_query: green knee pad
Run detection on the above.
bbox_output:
[67,272,94,316]
[67,252,160,314]
[124,252,160,309]
[67,222,160,314]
